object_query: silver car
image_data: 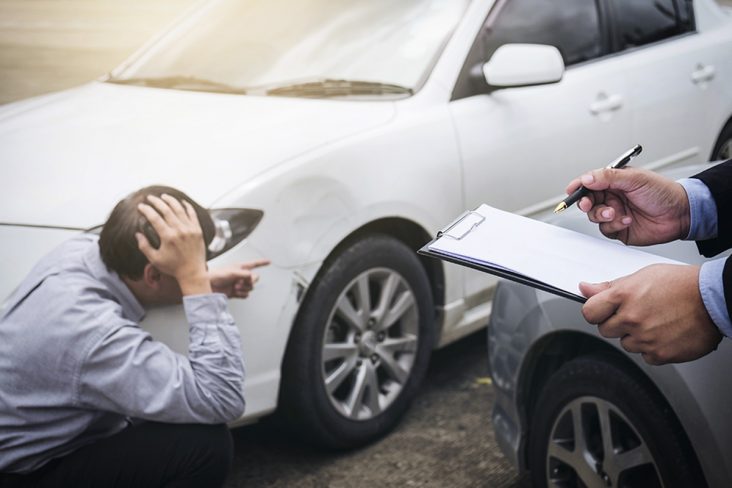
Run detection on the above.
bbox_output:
[488,163,732,488]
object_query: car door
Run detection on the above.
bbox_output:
[606,0,709,170]
[449,0,633,299]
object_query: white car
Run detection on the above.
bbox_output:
[2,0,732,448]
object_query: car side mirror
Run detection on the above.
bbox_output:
[482,43,564,88]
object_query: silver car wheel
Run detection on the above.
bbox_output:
[718,138,732,160]
[546,396,662,488]
[321,267,419,421]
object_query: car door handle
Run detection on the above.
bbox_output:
[589,93,623,115]
[691,64,716,84]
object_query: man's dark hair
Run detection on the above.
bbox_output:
[99,185,215,280]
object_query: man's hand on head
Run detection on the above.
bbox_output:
[209,260,271,299]
[136,194,212,296]
[579,263,722,365]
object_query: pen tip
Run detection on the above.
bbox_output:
[554,202,566,213]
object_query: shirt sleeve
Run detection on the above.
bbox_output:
[699,259,732,338]
[77,293,246,424]
[679,178,732,337]
[678,178,718,241]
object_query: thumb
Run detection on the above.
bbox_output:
[583,167,643,193]
[579,280,611,298]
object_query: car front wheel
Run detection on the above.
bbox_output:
[279,234,435,448]
[712,120,732,161]
[527,355,705,488]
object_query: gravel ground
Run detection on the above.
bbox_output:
[225,329,529,488]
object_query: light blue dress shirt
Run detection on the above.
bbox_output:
[679,178,732,337]
[0,234,245,474]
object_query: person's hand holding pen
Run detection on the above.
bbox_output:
[562,159,690,246]
[559,148,721,364]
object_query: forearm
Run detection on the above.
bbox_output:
[178,271,213,296]
[184,293,246,420]
[80,294,245,423]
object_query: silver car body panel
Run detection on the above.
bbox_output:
[488,163,732,487]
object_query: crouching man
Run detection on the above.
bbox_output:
[0,186,269,487]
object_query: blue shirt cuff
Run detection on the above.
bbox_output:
[182,293,231,325]
[678,178,718,241]
[699,259,732,337]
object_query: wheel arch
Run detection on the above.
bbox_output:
[299,217,445,331]
[711,114,732,160]
[515,330,705,484]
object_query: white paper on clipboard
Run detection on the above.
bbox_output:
[426,204,684,300]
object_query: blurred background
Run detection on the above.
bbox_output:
[1,0,730,105]
[0,0,198,104]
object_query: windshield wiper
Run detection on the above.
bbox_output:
[262,79,413,98]
[107,76,247,95]
[107,76,412,98]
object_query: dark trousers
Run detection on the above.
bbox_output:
[0,422,233,488]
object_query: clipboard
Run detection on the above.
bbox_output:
[419,211,585,303]
[418,204,684,304]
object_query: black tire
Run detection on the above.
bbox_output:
[527,355,705,488]
[278,234,435,449]
[711,120,732,161]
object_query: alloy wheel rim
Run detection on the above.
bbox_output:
[719,138,732,160]
[320,268,419,420]
[546,396,663,488]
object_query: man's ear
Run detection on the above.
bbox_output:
[142,263,162,289]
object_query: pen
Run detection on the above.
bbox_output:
[553,144,643,213]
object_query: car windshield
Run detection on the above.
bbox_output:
[107,0,471,98]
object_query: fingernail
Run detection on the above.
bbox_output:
[601,209,612,219]
[581,174,594,185]
[621,217,632,225]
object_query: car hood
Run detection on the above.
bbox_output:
[0,82,396,228]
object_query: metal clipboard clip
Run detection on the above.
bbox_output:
[436,210,486,240]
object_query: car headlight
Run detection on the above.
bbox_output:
[207,208,264,259]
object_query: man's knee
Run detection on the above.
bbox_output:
[126,423,237,487]
[184,423,233,482]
